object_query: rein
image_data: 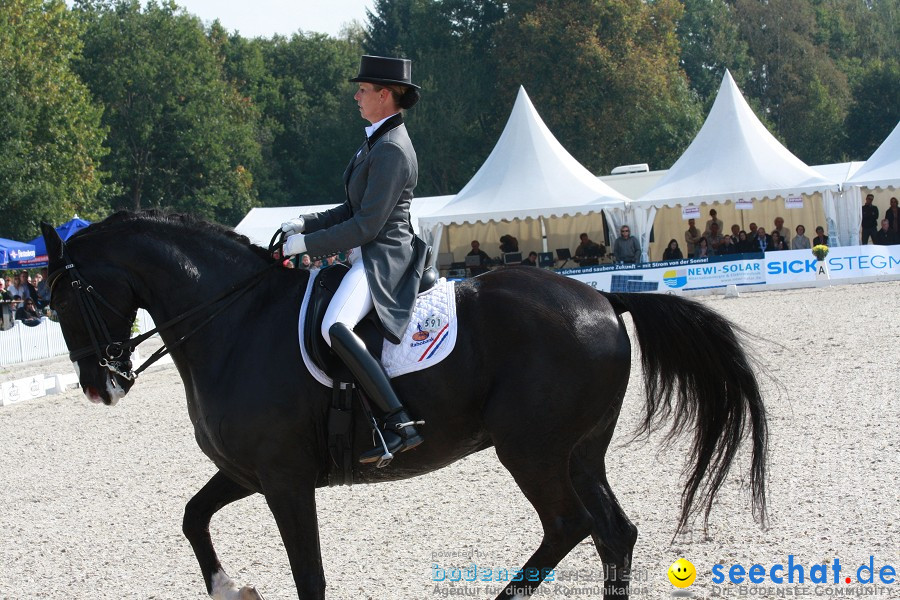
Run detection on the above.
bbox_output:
[49,236,284,381]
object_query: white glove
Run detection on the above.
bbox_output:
[284,233,308,256]
[280,217,305,236]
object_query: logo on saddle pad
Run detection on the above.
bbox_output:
[411,315,443,346]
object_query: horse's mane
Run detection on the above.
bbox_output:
[70,210,276,263]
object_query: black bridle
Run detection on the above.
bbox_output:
[48,232,284,382]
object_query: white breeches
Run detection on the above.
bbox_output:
[321,248,372,347]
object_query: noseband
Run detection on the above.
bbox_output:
[48,241,280,382]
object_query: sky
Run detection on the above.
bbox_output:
[67,0,375,38]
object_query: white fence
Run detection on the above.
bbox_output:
[0,309,156,367]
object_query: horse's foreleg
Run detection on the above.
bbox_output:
[262,477,326,600]
[183,470,262,600]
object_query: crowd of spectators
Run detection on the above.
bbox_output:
[0,268,53,328]
[679,212,839,258]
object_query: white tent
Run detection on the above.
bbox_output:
[628,70,844,253]
[234,196,454,247]
[845,121,900,190]
[418,86,629,262]
[840,122,900,242]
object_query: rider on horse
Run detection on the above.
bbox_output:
[281,55,426,465]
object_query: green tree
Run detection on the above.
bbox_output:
[846,59,900,159]
[677,0,751,107]
[258,32,362,204]
[733,0,851,163]
[494,0,702,173]
[0,0,109,240]
[73,0,261,225]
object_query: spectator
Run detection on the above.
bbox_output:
[299,254,312,270]
[812,226,829,246]
[736,230,752,253]
[861,193,879,244]
[36,267,51,308]
[684,218,702,258]
[694,237,711,258]
[873,219,898,245]
[748,222,759,239]
[15,297,41,322]
[662,239,683,260]
[8,270,36,303]
[521,251,538,266]
[704,208,724,234]
[719,235,738,255]
[791,225,811,250]
[705,222,725,255]
[753,227,773,253]
[770,231,787,251]
[885,197,899,235]
[612,225,641,264]
[574,233,605,266]
[499,235,519,254]
[729,224,741,242]
[467,240,490,276]
[0,278,10,302]
[773,217,790,244]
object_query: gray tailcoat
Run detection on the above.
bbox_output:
[302,115,427,344]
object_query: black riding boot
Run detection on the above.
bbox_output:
[328,322,424,465]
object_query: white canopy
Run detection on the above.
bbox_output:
[419,86,628,230]
[844,120,900,189]
[634,70,839,208]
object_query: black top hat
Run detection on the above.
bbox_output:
[349,55,420,90]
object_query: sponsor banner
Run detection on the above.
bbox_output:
[681,205,701,220]
[785,195,804,209]
[735,198,753,210]
[558,245,900,292]
[765,245,900,284]
[559,253,765,293]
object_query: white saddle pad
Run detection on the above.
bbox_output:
[298,270,457,388]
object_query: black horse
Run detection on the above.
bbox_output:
[42,212,767,600]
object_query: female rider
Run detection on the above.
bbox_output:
[281,55,426,465]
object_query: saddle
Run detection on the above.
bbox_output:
[303,250,437,485]
[303,250,438,378]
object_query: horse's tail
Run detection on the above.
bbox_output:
[601,291,768,535]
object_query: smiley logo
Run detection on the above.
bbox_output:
[667,558,696,588]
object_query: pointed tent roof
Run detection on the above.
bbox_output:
[634,70,838,208]
[845,120,900,189]
[419,86,627,227]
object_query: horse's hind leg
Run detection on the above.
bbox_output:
[182,470,264,600]
[491,442,594,599]
[569,424,638,600]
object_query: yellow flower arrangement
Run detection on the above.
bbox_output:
[811,245,829,261]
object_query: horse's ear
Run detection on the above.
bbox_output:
[41,222,65,261]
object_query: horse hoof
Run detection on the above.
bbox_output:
[239,585,265,600]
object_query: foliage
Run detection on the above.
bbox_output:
[494,0,703,173]
[72,0,262,225]
[812,244,829,260]
[732,0,852,164]
[845,59,900,159]
[0,0,109,240]
[677,0,751,108]
[3,0,899,235]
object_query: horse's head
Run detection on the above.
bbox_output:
[42,222,139,405]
